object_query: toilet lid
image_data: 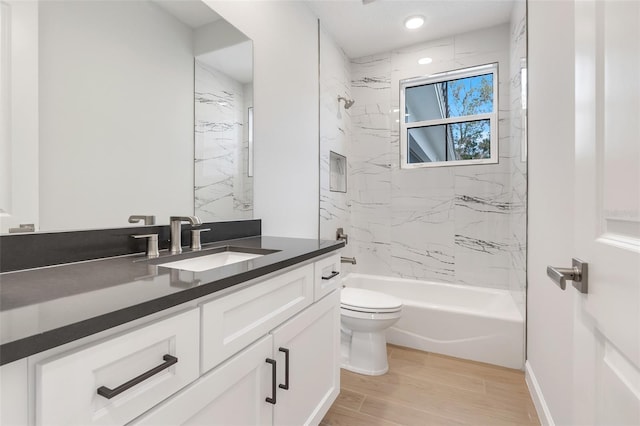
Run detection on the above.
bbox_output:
[341,288,402,313]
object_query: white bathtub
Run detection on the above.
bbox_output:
[343,273,524,369]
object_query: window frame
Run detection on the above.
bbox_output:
[399,63,499,168]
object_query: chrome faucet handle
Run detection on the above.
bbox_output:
[191,228,211,250]
[336,227,348,245]
[132,234,160,258]
[128,215,156,225]
[8,223,35,233]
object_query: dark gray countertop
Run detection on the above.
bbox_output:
[0,236,343,365]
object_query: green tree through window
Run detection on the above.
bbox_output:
[447,74,493,160]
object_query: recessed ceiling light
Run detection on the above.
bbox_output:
[404,15,424,30]
[418,57,433,65]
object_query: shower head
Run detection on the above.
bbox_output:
[338,96,355,110]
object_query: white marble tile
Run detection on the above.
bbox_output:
[391,38,455,91]
[391,242,456,282]
[390,185,456,281]
[321,22,527,307]
[454,24,510,59]
[194,61,252,221]
[320,27,352,240]
[507,0,527,317]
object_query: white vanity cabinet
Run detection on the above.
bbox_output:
[23,250,341,426]
[132,255,341,426]
[131,288,340,426]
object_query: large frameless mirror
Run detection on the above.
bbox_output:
[0,0,253,233]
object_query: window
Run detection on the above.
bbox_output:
[399,63,498,168]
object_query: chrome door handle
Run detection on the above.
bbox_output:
[547,258,588,293]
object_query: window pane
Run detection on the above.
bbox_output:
[405,83,445,123]
[407,125,447,163]
[405,73,493,123]
[407,119,491,164]
[448,119,491,160]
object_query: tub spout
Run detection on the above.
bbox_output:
[341,256,356,265]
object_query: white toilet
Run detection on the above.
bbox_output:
[340,287,403,375]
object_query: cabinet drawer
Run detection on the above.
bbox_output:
[36,309,199,426]
[314,253,341,301]
[201,263,314,373]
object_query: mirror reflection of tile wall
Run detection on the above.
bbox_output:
[194,60,253,221]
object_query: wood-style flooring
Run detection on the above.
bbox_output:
[321,344,540,426]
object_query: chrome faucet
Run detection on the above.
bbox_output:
[128,215,156,225]
[169,216,202,254]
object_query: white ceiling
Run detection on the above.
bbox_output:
[305,0,516,58]
[152,1,252,83]
[197,40,254,84]
[152,0,222,28]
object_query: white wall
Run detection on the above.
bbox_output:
[203,1,320,238]
[38,1,194,231]
[526,1,575,424]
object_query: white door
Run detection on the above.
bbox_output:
[572,0,640,424]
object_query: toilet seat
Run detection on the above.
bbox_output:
[341,288,402,314]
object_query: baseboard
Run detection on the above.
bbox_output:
[525,360,555,426]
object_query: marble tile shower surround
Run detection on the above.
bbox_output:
[508,0,528,318]
[319,20,527,315]
[194,60,253,221]
[319,27,352,252]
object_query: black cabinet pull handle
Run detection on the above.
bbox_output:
[265,358,277,404]
[321,271,340,280]
[278,347,290,390]
[97,354,178,399]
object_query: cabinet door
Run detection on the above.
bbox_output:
[271,290,340,426]
[0,359,28,426]
[131,335,273,426]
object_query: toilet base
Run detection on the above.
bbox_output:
[340,329,390,376]
[341,362,389,376]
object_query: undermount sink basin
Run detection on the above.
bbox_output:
[158,247,275,272]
